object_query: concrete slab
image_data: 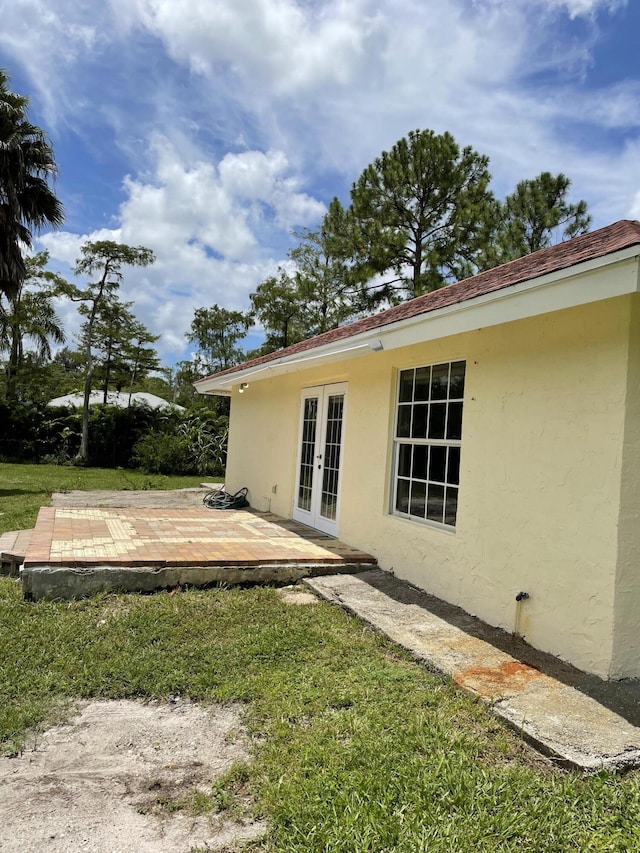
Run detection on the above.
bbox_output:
[20,507,376,600]
[305,570,640,771]
[21,561,368,601]
[0,529,32,577]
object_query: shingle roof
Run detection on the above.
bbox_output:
[195,219,640,385]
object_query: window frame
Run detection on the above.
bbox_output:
[390,359,466,531]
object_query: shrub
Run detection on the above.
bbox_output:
[132,433,191,475]
[133,410,228,476]
[0,400,228,474]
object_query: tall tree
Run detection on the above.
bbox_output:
[0,70,63,300]
[481,172,591,267]
[85,297,159,404]
[249,268,307,353]
[291,201,372,330]
[0,250,66,401]
[346,129,495,301]
[161,360,204,408]
[186,305,251,374]
[69,241,155,463]
[249,201,372,357]
[86,296,135,403]
[121,318,161,403]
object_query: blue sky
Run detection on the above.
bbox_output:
[1,0,640,365]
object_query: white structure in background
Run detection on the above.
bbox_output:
[47,391,184,411]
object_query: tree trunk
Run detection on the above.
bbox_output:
[128,347,140,408]
[102,341,113,404]
[76,300,101,464]
[77,350,94,465]
[5,319,20,401]
[412,233,423,298]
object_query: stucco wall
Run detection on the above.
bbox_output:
[612,293,640,678]
[224,291,635,678]
[225,364,351,516]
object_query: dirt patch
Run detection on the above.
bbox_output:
[277,586,319,606]
[51,488,216,510]
[0,700,264,852]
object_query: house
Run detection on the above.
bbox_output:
[47,391,184,411]
[194,220,640,681]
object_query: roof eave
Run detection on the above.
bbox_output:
[195,245,640,396]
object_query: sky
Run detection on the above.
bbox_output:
[1,0,640,366]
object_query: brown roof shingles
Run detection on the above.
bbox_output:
[195,219,640,385]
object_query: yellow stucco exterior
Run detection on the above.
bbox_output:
[223,266,640,680]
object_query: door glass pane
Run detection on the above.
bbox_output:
[297,397,317,511]
[320,395,344,520]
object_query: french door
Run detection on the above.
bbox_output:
[293,383,347,537]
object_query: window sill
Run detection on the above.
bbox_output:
[389,510,458,535]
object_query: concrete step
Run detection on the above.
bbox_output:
[305,570,640,772]
[0,529,33,577]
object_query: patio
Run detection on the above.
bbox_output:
[20,504,377,601]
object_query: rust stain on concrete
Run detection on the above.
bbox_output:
[454,660,544,698]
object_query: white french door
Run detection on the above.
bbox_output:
[293,383,347,537]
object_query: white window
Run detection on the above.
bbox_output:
[392,360,465,528]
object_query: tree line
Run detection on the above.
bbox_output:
[187,129,590,370]
[1,67,592,467]
[0,70,217,470]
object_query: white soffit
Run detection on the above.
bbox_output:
[196,249,640,394]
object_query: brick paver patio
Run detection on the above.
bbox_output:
[23,506,376,569]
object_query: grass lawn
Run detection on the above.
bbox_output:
[0,462,212,534]
[1,582,639,852]
[0,463,639,851]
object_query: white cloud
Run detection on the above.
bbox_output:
[485,0,625,17]
[118,0,384,93]
[39,134,325,360]
[218,150,325,228]
[531,0,626,17]
[5,0,640,365]
[0,0,105,124]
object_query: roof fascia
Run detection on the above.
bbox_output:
[195,247,640,395]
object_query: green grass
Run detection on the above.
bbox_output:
[0,579,638,852]
[0,462,215,533]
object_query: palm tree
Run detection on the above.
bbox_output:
[0,251,66,400]
[0,69,63,301]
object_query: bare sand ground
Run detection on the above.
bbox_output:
[0,700,265,853]
[0,490,321,851]
[51,487,217,510]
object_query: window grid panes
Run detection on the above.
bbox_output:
[297,397,318,511]
[393,361,465,528]
[320,395,344,520]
